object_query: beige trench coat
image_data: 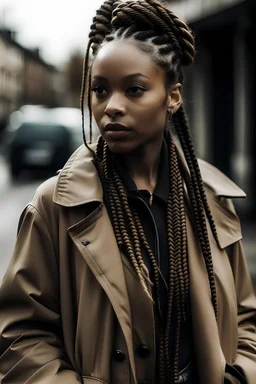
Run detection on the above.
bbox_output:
[0,144,255,384]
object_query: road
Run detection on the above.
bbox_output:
[0,156,43,280]
[0,154,255,292]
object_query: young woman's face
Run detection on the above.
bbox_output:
[91,40,172,154]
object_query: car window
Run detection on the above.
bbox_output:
[15,123,70,142]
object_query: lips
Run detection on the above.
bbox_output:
[104,123,130,132]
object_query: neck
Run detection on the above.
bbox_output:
[121,139,163,192]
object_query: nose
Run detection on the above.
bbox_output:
[104,93,125,118]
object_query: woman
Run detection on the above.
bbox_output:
[0,0,255,383]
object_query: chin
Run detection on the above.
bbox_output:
[107,143,133,154]
[105,139,137,154]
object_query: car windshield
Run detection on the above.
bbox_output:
[15,122,69,142]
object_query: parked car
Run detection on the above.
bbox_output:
[48,107,99,147]
[5,106,97,179]
[48,107,99,149]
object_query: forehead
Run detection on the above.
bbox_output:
[91,40,162,80]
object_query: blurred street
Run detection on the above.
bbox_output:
[0,154,42,280]
[0,152,255,293]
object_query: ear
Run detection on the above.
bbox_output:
[166,83,182,114]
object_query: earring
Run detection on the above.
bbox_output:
[167,109,173,124]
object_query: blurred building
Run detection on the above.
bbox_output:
[64,51,84,109]
[22,47,58,108]
[0,28,60,133]
[168,0,256,216]
[0,29,23,132]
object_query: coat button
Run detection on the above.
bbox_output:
[113,349,126,362]
[137,344,151,358]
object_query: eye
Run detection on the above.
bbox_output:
[91,86,108,97]
[126,85,146,97]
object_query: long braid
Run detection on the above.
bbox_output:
[177,106,220,247]
[113,167,152,288]
[84,1,219,382]
[164,132,189,381]
[174,107,218,318]
[113,159,160,295]
[80,44,94,153]
[80,0,120,152]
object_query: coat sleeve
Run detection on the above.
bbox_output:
[227,239,256,384]
[0,204,82,383]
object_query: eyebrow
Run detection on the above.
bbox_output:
[91,73,150,82]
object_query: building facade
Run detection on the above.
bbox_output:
[0,30,23,132]
[23,48,58,108]
[168,0,256,215]
[0,29,59,134]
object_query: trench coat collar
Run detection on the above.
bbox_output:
[53,140,246,251]
[53,139,246,208]
[172,135,245,248]
[53,141,170,207]
[53,141,246,250]
[53,143,103,207]
[171,135,246,199]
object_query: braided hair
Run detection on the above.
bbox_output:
[81,1,219,383]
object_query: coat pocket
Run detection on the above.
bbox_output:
[82,376,107,384]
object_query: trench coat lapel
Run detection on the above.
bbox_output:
[186,213,226,384]
[54,145,137,381]
[68,204,136,383]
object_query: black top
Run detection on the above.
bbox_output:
[120,140,169,317]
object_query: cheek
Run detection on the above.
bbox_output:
[91,99,103,122]
[140,94,167,126]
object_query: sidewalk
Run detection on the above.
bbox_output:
[0,153,10,194]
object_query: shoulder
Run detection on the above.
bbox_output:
[28,175,58,210]
[173,134,246,199]
[198,159,245,248]
[16,176,59,248]
[198,159,246,199]
[27,143,101,215]
[20,176,60,233]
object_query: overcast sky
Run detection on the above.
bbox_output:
[0,0,104,67]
